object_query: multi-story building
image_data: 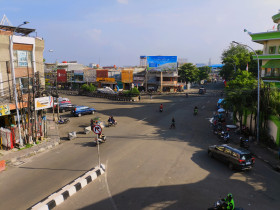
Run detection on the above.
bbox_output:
[250,10,280,86]
[0,23,45,146]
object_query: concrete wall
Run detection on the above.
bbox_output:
[35,38,45,87]
[0,35,13,100]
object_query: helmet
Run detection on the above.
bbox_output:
[227,193,233,200]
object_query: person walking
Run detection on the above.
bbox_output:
[170,117,176,129]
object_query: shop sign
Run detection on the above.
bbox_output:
[96,78,115,82]
[0,104,10,116]
[35,96,53,110]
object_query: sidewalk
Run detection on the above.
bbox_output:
[0,115,60,167]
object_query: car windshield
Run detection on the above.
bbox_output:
[240,154,252,160]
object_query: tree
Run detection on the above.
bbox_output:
[220,43,251,80]
[198,66,211,81]
[248,50,263,77]
[178,63,199,83]
[225,70,257,133]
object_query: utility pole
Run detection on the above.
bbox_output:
[9,35,23,146]
[56,77,59,120]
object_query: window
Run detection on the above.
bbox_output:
[265,68,271,76]
[13,50,32,67]
[274,68,280,76]
[216,146,224,152]
[278,46,280,54]
[231,152,238,158]
[224,148,232,155]
[269,46,276,54]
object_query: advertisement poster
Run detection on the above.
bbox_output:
[57,69,67,83]
[147,56,177,72]
[0,105,10,116]
[35,96,53,110]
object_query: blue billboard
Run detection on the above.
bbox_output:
[147,56,177,72]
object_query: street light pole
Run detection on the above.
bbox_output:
[232,41,260,144]
[9,21,29,147]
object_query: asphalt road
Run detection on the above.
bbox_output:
[0,83,279,210]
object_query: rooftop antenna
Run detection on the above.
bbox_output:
[0,14,13,26]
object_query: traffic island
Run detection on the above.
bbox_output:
[29,164,105,210]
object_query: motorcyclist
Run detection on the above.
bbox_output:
[159,104,163,111]
[222,193,235,210]
[194,106,198,115]
[108,116,116,126]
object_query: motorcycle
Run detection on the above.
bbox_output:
[93,134,106,146]
[218,131,230,143]
[159,108,163,112]
[208,199,244,210]
[57,118,70,124]
[240,137,249,149]
[108,121,117,127]
[208,199,227,210]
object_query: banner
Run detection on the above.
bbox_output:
[0,104,10,116]
[147,56,177,72]
[35,96,53,110]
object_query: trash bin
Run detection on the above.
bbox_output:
[68,131,77,140]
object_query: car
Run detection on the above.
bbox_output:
[198,88,206,94]
[71,106,96,117]
[54,97,71,108]
[208,144,255,171]
[56,103,76,113]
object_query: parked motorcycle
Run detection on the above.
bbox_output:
[240,137,249,149]
[57,117,70,124]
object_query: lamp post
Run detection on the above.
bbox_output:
[232,41,260,144]
[9,21,29,147]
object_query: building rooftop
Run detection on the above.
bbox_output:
[0,25,35,36]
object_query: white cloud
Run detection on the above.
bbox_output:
[117,0,128,4]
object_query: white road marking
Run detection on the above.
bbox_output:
[104,160,118,210]
[139,118,147,122]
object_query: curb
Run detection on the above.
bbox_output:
[29,164,106,210]
[5,140,60,166]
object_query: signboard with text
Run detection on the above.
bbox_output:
[35,96,53,110]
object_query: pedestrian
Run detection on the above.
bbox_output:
[138,95,141,101]
[170,117,176,129]
[150,94,152,100]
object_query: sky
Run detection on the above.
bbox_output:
[1,0,280,66]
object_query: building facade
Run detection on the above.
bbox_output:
[0,24,45,147]
[250,10,280,86]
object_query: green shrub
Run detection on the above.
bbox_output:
[81,84,96,92]
[121,88,140,97]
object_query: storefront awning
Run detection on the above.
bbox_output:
[262,60,280,68]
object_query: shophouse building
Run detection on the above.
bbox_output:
[0,24,46,147]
